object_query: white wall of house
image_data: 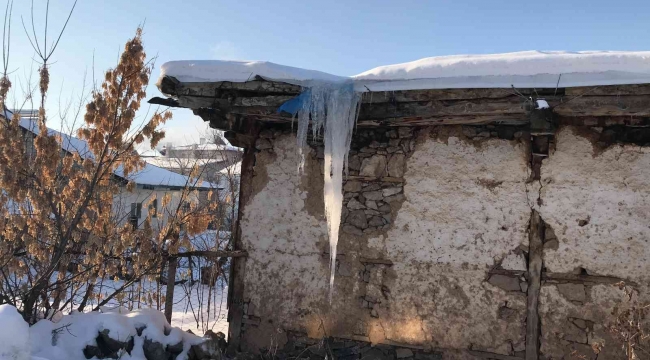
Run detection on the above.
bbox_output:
[112,186,200,230]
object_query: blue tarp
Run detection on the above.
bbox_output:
[277,89,311,116]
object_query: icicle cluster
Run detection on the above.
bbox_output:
[295,82,361,302]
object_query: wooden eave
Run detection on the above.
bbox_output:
[151,75,650,133]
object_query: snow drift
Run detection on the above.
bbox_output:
[0,305,215,360]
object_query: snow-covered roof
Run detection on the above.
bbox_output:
[160,51,650,91]
[114,163,216,189]
[17,111,94,158]
[144,156,223,170]
[219,161,241,176]
[138,147,164,157]
[170,142,241,152]
[10,111,216,190]
[160,59,345,85]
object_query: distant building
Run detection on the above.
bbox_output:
[144,137,243,231]
[8,110,217,230]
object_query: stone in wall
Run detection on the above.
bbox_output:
[538,283,636,360]
[340,128,414,235]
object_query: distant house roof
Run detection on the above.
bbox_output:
[137,146,164,158]
[169,142,241,153]
[8,109,217,190]
[144,156,223,170]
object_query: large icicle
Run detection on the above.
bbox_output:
[293,82,360,301]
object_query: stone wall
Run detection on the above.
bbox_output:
[235,124,650,359]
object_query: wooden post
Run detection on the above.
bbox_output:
[526,105,552,360]
[526,210,544,360]
[164,258,177,323]
[227,119,260,354]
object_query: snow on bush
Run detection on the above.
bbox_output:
[0,303,218,360]
[27,307,206,360]
[0,305,30,360]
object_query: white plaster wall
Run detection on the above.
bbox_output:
[240,132,532,354]
[539,127,650,281]
[240,135,330,329]
[112,188,187,229]
[369,134,531,352]
[380,135,531,265]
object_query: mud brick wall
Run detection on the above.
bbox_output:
[234,124,650,360]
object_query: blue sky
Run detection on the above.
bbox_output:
[7,0,650,145]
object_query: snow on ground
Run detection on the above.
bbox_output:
[0,304,30,360]
[160,50,650,91]
[54,231,232,337]
[168,280,229,335]
[65,275,230,336]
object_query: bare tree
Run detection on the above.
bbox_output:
[147,133,242,332]
[0,3,236,324]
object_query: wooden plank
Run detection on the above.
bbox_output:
[358,114,529,127]
[542,272,636,287]
[469,350,525,360]
[173,95,293,110]
[489,269,527,277]
[159,76,302,97]
[359,257,394,265]
[526,210,544,360]
[358,98,526,119]
[565,83,650,96]
[556,116,650,127]
[346,175,404,183]
[553,95,650,117]
[172,250,248,259]
[360,88,523,103]
[378,339,427,350]
[239,113,529,127]
[163,258,177,323]
[359,95,650,120]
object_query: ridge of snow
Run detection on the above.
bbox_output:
[170,142,241,152]
[160,60,346,85]
[159,50,650,91]
[354,50,650,80]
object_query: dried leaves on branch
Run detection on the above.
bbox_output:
[607,282,650,360]
[0,27,218,323]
